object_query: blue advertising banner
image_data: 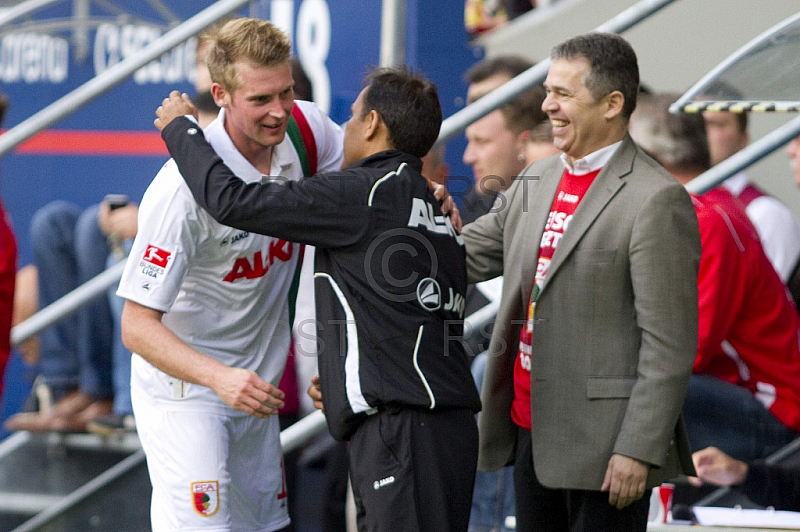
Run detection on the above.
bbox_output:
[0,0,478,426]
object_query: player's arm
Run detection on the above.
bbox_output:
[156,93,459,240]
[120,299,285,417]
[461,172,523,283]
[160,116,369,248]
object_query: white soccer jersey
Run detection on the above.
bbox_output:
[118,101,343,416]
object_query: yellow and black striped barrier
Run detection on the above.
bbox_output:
[680,100,800,113]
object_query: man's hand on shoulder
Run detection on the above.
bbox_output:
[601,454,648,509]
[427,179,463,233]
[155,90,197,131]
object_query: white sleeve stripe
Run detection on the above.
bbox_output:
[368,162,407,207]
[412,325,436,409]
[713,204,745,253]
[721,339,750,382]
[313,272,372,414]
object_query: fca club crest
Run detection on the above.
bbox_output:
[191,480,220,517]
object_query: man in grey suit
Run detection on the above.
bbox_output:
[462,33,700,531]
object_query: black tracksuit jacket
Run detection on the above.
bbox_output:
[161,118,481,440]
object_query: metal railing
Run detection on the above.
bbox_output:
[437,0,678,145]
[2,410,328,532]
[9,0,682,349]
[686,115,800,195]
[0,0,62,29]
[0,0,251,157]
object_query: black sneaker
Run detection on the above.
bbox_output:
[86,413,136,436]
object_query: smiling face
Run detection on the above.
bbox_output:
[542,57,622,165]
[213,59,294,158]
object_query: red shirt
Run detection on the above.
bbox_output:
[512,168,599,429]
[693,188,800,432]
[0,198,17,396]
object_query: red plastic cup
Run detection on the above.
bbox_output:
[657,483,675,523]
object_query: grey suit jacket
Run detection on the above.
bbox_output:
[463,135,700,490]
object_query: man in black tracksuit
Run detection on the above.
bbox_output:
[155,67,481,532]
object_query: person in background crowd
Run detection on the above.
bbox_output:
[0,93,17,400]
[465,0,507,38]
[0,200,14,401]
[464,0,536,38]
[11,266,37,367]
[192,21,222,128]
[701,83,800,283]
[463,33,700,532]
[524,120,560,165]
[783,134,800,310]
[461,55,547,223]
[691,446,800,512]
[630,92,800,463]
[4,196,132,433]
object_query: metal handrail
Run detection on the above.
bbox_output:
[436,0,678,145]
[686,114,800,195]
[0,0,62,29]
[5,411,328,532]
[11,261,126,347]
[9,450,146,532]
[0,0,250,158]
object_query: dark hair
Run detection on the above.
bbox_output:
[528,120,553,143]
[552,33,639,119]
[465,55,532,85]
[0,93,7,127]
[192,90,220,115]
[503,85,548,135]
[361,67,442,158]
[291,58,314,101]
[629,92,710,174]
[465,55,547,134]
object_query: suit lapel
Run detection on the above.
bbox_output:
[518,157,564,304]
[539,137,637,298]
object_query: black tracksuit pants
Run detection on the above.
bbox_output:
[348,407,478,532]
